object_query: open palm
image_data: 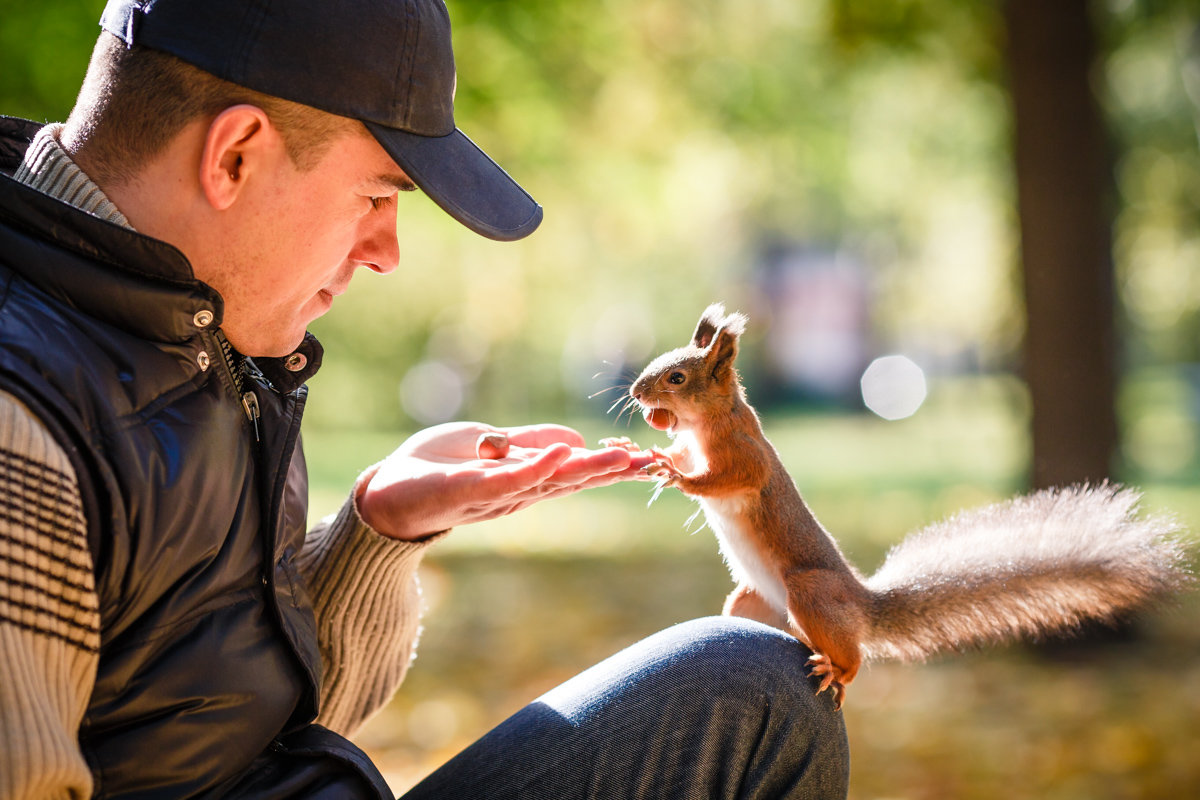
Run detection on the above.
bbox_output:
[357,421,655,540]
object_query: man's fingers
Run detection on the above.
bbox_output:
[504,424,588,450]
[476,444,634,506]
[550,446,644,482]
[485,442,574,495]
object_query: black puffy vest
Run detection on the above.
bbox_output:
[0,118,389,798]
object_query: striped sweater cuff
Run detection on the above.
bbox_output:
[297,492,444,734]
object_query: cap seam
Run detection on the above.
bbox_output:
[394,1,421,131]
[231,0,269,85]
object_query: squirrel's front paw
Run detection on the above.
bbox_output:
[807,653,847,710]
[599,436,643,453]
[644,460,682,487]
[647,446,678,467]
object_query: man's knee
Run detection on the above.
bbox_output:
[456,616,849,800]
[635,616,830,697]
[543,615,844,722]
[594,616,850,798]
[558,615,846,744]
[662,617,850,797]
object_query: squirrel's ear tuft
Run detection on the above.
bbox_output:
[706,309,748,383]
[722,311,748,339]
[693,303,727,349]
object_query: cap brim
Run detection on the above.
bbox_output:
[365,122,542,242]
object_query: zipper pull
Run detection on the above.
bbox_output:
[241,391,261,442]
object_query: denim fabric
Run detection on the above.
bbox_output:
[401,617,850,799]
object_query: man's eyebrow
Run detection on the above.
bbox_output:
[378,173,419,192]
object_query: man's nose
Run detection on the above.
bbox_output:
[355,211,400,275]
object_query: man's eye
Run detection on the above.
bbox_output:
[370,196,394,211]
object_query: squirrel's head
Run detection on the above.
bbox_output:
[630,303,748,432]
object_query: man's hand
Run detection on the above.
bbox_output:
[356,422,658,540]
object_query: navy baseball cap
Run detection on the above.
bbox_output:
[99,0,542,241]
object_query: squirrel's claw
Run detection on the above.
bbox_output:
[599,436,642,453]
[826,682,846,710]
[644,460,682,487]
[648,447,675,465]
[644,448,682,482]
[807,653,847,710]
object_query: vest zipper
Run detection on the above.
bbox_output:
[211,330,260,440]
[241,390,261,442]
[215,331,244,395]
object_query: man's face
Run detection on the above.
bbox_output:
[210,126,411,357]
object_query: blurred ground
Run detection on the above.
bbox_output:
[304,374,1200,799]
[357,554,1199,800]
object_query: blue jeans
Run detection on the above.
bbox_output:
[399,616,850,799]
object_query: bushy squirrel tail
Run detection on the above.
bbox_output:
[860,484,1193,662]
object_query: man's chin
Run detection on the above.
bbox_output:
[222,328,307,359]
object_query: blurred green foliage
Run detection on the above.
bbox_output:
[305,0,1200,433]
[6,2,1200,796]
[5,1,1198,434]
[0,0,99,122]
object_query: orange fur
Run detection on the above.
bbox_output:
[620,303,1193,709]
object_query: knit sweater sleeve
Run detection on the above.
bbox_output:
[294,474,443,737]
[0,391,99,800]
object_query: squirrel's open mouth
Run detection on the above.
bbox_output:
[642,406,677,432]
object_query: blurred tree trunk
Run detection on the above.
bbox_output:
[1004,0,1118,490]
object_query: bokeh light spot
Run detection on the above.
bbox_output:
[861,355,927,420]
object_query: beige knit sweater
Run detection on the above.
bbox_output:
[0,126,433,798]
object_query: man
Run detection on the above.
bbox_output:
[0,0,849,797]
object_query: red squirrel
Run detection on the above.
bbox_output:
[603,303,1192,708]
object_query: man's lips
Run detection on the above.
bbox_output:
[318,284,348,303]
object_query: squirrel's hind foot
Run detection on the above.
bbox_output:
[807,652,847,710]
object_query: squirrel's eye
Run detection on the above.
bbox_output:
[668,372,686,385]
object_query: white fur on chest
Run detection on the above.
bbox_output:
[699,495,787,613]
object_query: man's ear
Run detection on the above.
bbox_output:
[198,105,275,211]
